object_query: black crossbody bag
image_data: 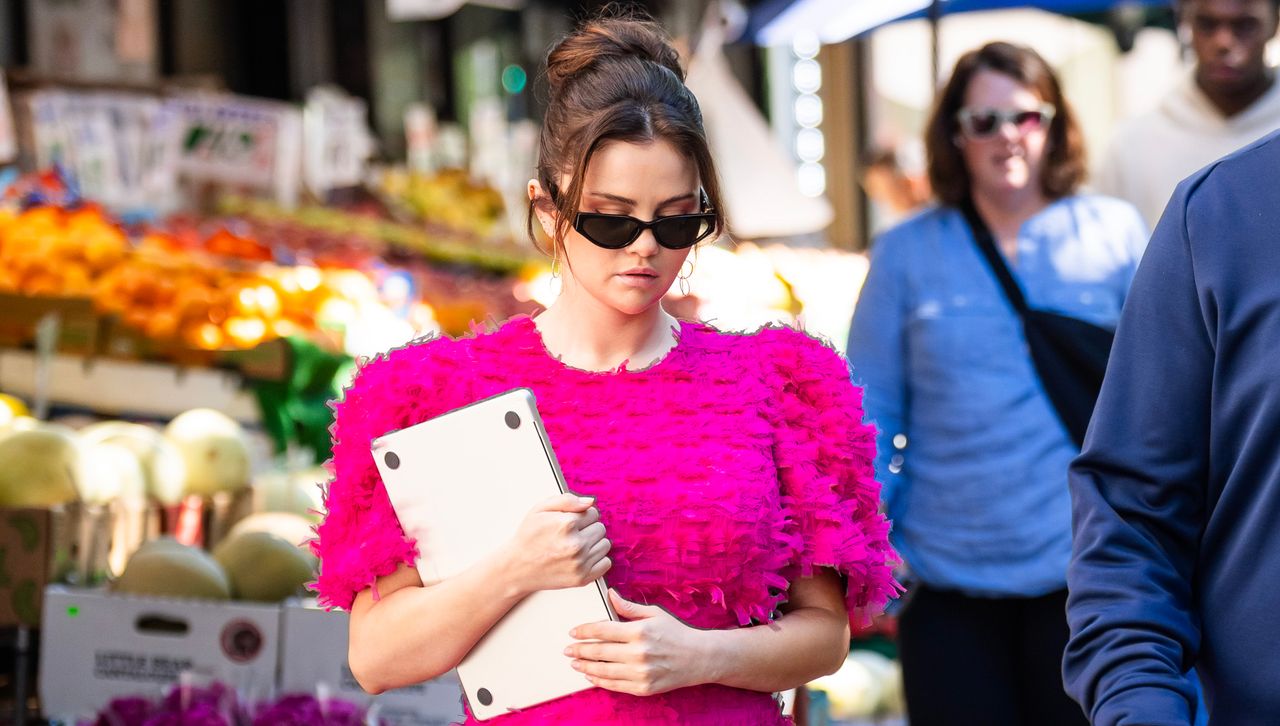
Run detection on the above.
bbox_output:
[959,199,1114,448]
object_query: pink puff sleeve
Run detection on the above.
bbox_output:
[309,336,471,611]
[763,327,902,624]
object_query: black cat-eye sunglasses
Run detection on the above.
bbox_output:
[549,186,717,250]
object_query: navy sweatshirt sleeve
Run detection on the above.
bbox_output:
[1062,177,1214,725]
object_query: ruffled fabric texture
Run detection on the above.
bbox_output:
[310,316,900,724]
[755,326,903,626]
[310,334,474,610]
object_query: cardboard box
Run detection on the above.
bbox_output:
[0,508,53,626]
[279,600,465,725]
[39,587,281,721]
[0,504,116,627]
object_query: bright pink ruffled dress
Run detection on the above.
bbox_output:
[312,316,899,725]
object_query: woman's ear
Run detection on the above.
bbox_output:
[528,179,556,238]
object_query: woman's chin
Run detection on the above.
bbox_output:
[979,175,1032,198]
[605,292,667,317]
[612,300,663,317]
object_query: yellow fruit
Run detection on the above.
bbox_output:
[144,310,180,340]
[182,321,224,350]
[0,394,29,427]
[223,316,267,349]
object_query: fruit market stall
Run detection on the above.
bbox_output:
[0,161,537,722]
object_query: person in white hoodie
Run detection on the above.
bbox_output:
[1096,0,1280,227]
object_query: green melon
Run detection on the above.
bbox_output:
[78,442,147,506]
[0,424,83,507]
[226,511,315,548]
[80,421,187,505]
[114,537,231,600]
[213,530,316,602]
[163,409,251,497]
[252,466,325,519]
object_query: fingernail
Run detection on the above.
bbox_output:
[569,628,579,638]
[570,661,582,671]
[579,496,594,505]
[563,647,573,656]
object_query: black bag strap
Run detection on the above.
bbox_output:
[959,198,1030,315]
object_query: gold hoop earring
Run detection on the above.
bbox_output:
[678,259,694,296]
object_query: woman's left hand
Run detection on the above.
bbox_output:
[565,589,713,696]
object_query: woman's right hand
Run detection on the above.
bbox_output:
[502,493,612,597]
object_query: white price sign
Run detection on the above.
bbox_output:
[303,88,374,196]
[24,90,181,214]
[166,94,303,207]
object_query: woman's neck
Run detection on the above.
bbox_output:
[971,187,1049,258]
[534,287,678,372]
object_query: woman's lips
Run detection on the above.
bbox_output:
[616,269,660,287]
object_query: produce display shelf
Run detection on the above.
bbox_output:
[0,348,260,422]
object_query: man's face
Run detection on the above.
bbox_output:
[1184,0,1279,93]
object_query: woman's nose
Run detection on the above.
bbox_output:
[630,228,661,256]
[998,119,1022,142]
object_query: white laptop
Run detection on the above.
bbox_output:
[371,388,615,720]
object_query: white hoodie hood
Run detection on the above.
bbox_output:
[1095,70,1280,228]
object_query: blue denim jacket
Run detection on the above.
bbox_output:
[846,195,1147,596]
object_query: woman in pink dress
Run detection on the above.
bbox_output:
[311,13,898,724]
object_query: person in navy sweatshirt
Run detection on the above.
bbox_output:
[1063,129,1280,725]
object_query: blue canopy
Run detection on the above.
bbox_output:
[748,0,1171,46]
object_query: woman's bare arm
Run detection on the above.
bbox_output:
[347,493,611,693]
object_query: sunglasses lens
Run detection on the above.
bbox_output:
[966,112,1000,137]
[1015,110,1049,131]
[578,215,639,248]
[653,216,712,249]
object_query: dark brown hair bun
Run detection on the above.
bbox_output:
[545,16,685,96]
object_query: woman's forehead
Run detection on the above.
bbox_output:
[583,140,699,195]
[964,69,1042,107]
